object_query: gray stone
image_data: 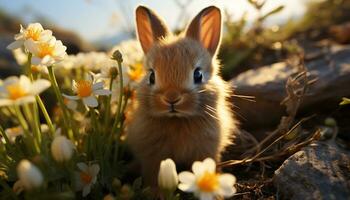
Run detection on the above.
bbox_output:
[273,141,350,200]
[231,45,350,128]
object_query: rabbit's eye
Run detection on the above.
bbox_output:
[149,70,155,85]
[193,68,203,84]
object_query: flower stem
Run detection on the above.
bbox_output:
[47,65,75,141]
[103,77,114,132]
[111,60,124,135]
[14,105,40,153]
[36,95,55,136]
[111,59,124,163]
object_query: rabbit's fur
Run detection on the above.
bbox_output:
[126,5,238,186]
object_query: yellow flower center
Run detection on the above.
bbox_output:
[196,171,219,192]
[76,80,92,98]
[6,84,27,100]
[25,28,41,41]
[80,172,92,184]
[38,42,55,58]
[128,63,144,81]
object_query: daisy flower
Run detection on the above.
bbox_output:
[63,74,111,108]
[25,36,67,66]
[7,23,52,50]
[178,158,237,200]
[0,75,51,106]
[75,162,100,197]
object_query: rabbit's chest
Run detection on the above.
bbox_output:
[145,119,220,162]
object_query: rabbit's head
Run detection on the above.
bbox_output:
[135,6,224,117]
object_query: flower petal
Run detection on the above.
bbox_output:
[92,82,104,90]
[89,164,100,177]
[218,174,237,197]
[179,171,195,184]
[7,40,23,50]
[93,89,111,96]
[82,184,92,197]
[62,94,79,100]
[192,161,205,176]
[77,163,88,172]
[83,96,98,107]
[199,192,214,200]
[178,182,196,192]
[31,57,42,65]
[16,96,35,105]
[202,158,216,173]
[24,39,38,55]
[31,79,51,94]
[0,99,13,107]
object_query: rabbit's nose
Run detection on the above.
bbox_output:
[162,90,182,105]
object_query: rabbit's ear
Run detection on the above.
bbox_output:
[135,6,169,54]
[185,6,222,55]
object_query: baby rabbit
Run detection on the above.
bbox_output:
[127,5,238,186]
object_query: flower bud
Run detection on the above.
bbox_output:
[17,159,43,190]
[111,50,123,63]
[158,158,178,192]
[51,135,74,162]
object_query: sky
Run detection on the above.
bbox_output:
[0,0,307,42]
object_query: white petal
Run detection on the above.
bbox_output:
[178,182,196,192]
[31,79,51,94]
[77,163,88,172]
[89,164,100,177]
[3,76,19,86]
[7,40,23,50]
[0,99,13,107]
[31,57,42,65]
[24,39,38,54]
[40,30,52,41]
[82,185,91,197]
[192,161,205,176]
[93,89,111,96]
[62,94,79,100]
[16,96,35,105]
[199,192,214,200]
[218,174,237,197]
[179,171,195,184]
[202,158,216,173]
[83,96,98,107]
[92,82,104,90]
[219,174,236,187]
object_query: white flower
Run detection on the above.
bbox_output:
[64,97,78,111]
[158,158,178,192]
[75,162,100,197]
[4,126,24,143]
[12,48,28,65]
[7,23,52,50]
[0,75,51,106]
[63,74,111,108]
[25,36,67,66]
[178,158,237,200]
[17,159,43,190]
[51,135,74,162]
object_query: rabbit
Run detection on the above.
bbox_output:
[126,5,238,187]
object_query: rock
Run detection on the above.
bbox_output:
[273,141,350,200]
[231,45,350,129]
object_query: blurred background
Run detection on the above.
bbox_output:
[1,0,350,78]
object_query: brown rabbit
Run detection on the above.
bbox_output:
[127,5,238,186]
